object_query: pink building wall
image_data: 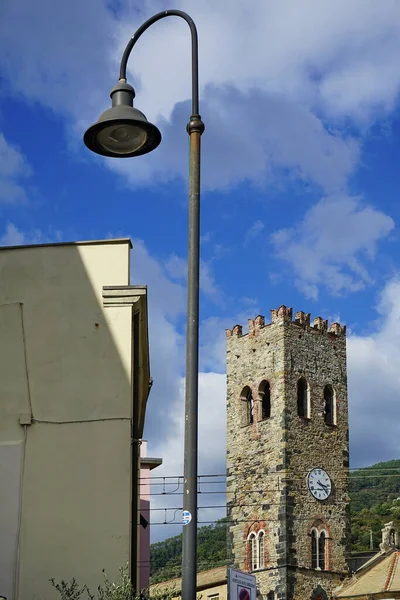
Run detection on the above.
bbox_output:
[139,441,162,592]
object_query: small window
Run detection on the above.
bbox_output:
[207,595,219,600]
[267,592,275,600]
[259,381,271,420]
[323,385,335,425]
[240,386,254,426]
[297,377,309,418]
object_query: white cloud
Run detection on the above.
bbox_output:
[348,278,400,466]
[0,134,32,204]
[272,195,395,298]
[2,0,400,190]
[165,253,223,304]
[244,220,264,246]
[0,223,27,245]
[107,87,359,192]
[0,222,61,246]
[0,0,118,120]
[117,0,400,125]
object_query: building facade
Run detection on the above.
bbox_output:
[140,442,162,592]
[0,239,151,600]
[226,306,351,600]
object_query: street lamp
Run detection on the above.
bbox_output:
[83,10,204,600]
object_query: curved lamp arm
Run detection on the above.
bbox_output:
[119,10,200,118]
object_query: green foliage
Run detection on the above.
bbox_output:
[150,460,400,581]
[349,459,400,552]
[49,577,93,600]
[50,564,137,600]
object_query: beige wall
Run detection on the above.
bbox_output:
[150,581,228,600]
[199,583,228,600]
[0,240,140,600]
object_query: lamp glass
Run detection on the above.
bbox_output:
[96,122,148,155]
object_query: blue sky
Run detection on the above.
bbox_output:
[1,0,400,541]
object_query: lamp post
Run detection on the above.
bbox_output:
[83,11,204,600]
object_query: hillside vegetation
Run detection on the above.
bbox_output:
[349,459,400,551]
[150,459,400,583]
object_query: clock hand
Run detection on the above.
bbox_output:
[317,480,329,490]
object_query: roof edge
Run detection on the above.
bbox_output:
[0,238,133,252]
[140,457,163,470]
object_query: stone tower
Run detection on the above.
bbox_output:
[226,306,350,600]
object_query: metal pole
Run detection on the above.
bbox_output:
[182,115,204,600]
[118,12,204,599]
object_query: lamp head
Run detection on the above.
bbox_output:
[83,81,161,158]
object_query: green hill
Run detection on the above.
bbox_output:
[349,459,400,551]
[150,459,400,583]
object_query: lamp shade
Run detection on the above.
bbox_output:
[83,81,161,158]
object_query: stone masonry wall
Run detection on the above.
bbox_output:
[226,314,286,597]
[226,306,350,600]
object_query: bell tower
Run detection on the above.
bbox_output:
[226,306,350,600]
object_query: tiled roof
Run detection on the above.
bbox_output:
[337,551,400,598]
[150,566,227,594]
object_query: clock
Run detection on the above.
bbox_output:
[307,468,332,501]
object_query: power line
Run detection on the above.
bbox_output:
[140,466,400,481]
[148,514,397,526]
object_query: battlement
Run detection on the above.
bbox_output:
[225,305,346,339]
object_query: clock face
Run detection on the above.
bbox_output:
[307,468,332,501]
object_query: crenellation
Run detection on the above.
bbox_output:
[225,324,243,338]
[255,314,265,329]
[313,316,328,332]
[328,322,346,336]
[227,308,346,339]
[271,305,293,323]
[248,318,255,336]
[295,311,311,326]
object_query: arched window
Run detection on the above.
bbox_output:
[323,385,335,425]
[247,530,265,571]
[259,381,271,420]
[266,592,274,600]
[297,377,309,418]
[311,527,328,570]
[240,386,254,426]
